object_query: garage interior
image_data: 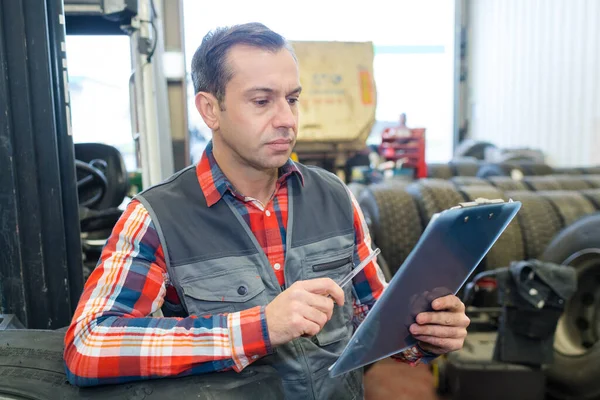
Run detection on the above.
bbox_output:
[1,0,599,399]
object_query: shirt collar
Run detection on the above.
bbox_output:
[196,140,304,207]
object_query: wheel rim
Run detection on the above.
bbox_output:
[554,249,600,357]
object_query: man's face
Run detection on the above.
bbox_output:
[214,45,301,171]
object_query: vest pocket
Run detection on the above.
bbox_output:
[180,267,267,316]
[303,249,354,348]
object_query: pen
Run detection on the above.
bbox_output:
[336,248,381,289]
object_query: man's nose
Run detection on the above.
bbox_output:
[272,99,297,129]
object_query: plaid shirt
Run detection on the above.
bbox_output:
[64,142,426,387]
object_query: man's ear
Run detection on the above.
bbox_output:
[195,92,221,130]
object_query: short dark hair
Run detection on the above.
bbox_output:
[191,22,296,104]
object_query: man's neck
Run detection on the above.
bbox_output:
[212,142,279,206]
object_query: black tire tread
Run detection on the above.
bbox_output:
[540,214,600,400]
[523,176,562,191]
[427,163,454,179]
[538,191,597,228]
[359,183,423,275]
[583,175,600,189]
[450,176,493,188]
[553,175,594,190]
[488,176,530,191]
[406,179,465,227]
[505,191,563,260]
[449,159,480,177]
[579,189,600,211]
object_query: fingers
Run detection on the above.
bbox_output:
[415,311,470,327]
[416,336,464,352]
[410,324,467,339]
[431,295,465,312]
[298,303,329,331]
[299,278,345,306]
[304,292,335,320]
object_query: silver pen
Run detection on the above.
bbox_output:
[336,248,381,288]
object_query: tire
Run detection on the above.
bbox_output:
[581,167,600,175]
[406,179,465,228]
[450,176,493,188]
[519,163,554,176]
[538,191,597,227]
[540,214,600,400]
[581,189,600,210]
[375,252,393,282]
[505,191,563,260]
[359,183,423,275]
[458,186,525,270]
[0,330,284,399]
[477,163,526,179]
[455,139,497,160]
[523,176,562,191]
[553,175,595,190]
[552,167,585,175]
[583,175,600,189]
[487,176,530,191]
[449,158,480,177]
[427,163,454,179]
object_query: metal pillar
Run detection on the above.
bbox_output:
[0,0,83,329]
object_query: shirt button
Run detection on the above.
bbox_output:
[265,210,271,217]
[252,355,259,360]
[237,286,248,295]
[273,263,281,271]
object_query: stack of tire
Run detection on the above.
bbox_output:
[355,177,600,400]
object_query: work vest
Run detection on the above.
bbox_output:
[136,163,364,400]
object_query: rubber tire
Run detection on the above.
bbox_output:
[552,175,595,190]
[552,167,585,175]
[581,167,600,175]
[520,163,554,176]
[450,176,493,188]
[477,163,525,179]
[505,191,563,260]
[538,191,597,227]
[454,139,497,160]
[359,183,423,275]
[581,189,600,210]
[540,214,600,400]
[487,176,530,192]
[449,158,480,177]
[583,175,600,189]
[458,186,525,270]
[375,252,394,282]
[427,163,454,179]
[523,176,562,191]
[0,330,284,399]
[406,179,465,228]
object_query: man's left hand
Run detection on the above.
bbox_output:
[409,294,470,355]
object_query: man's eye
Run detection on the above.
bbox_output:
[253,99,269,106]
[288,97,299,105]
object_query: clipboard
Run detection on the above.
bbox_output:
[328,198,522,377]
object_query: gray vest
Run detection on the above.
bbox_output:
[136,164,364,400]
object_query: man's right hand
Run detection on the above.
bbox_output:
[265,278,345,347]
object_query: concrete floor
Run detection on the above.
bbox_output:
[364,359,439,400]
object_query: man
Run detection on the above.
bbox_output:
[64,23,469,399]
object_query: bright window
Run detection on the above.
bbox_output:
[65,35,136,170]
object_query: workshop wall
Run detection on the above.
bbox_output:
[467,0,600,167]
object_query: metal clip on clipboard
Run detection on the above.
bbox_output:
[450,197,514,210]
